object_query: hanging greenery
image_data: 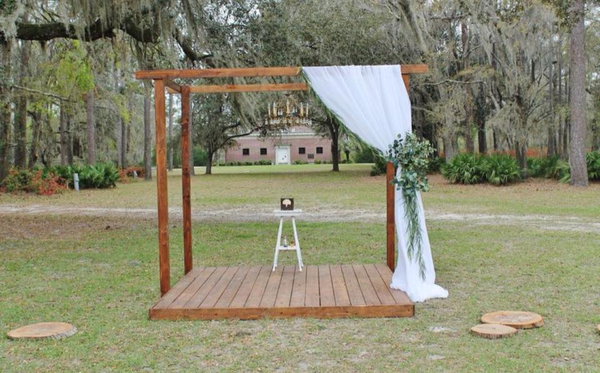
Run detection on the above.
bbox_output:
[387,133,434,280]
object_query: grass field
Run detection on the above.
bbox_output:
[1,164,599,371]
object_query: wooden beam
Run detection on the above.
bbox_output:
[386,162,396,271]
[172,82,308,94]
[180,85,193,275]
[164,79,181,93]
[135,64,428,80]
[154,79,171,296]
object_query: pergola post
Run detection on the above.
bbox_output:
[387,73,412,272]
[180,85,193,274]
[386,162,396,271]
[154,79,171,295]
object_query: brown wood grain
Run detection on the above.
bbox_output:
[200,266,239,308]
[180,85,193,274]
[318,265,336,307]
[386,161,396,271]
[136,65,428,80]
[184,267,227,308]
[150,265,414,320]
[244,266,272,308]
[290,265,307,307]
[154,79,170,296]
[168,267,216,309]
[164,79,181,93]
[215,267,250,308]
[229,266,262,308]
[153,268,202,309]
[305,266,320,307]
[274,266,295,308]
[189,83,307,94]
[374,263,412,305]
[330,265,351,307]
[341,265,366,306]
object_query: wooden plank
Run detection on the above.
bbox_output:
[330,265,351,307]
[184,267,228,308]
[150,304,413,321]
[215,267,250,308]
[153,268,202,309]
[260,267,284,308]
[229,266,262,308]
[318,265,336,307]
[135,65,428,80]
[374,263,412,306]
[168,267,216,309]
[364,265,397,305]
[164,79,181,93]
[244,266,272,308]
[386,161,396,271]
[402,74,410,92]
[290,266,307,307]
[200,266,240,308]
[353,265,381,305]
[154,79,170,296]
[305,266,320,307]
[341,265,366,306]
[274,266,295,308]
[136,67,301,80]
[180,85,193,274]
[189,83,307,94]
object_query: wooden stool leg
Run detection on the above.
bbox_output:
[273,217,284,271]
[292,217,303,271]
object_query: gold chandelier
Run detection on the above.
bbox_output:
[263,93,312,130]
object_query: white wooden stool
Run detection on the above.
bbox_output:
[273,209,304,271]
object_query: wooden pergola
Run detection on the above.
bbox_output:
[135,65,427,320]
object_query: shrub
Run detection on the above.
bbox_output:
[193,146,208,166]
[355,147,377,163]
[48,163,119,189]
[256,159,272,165]
[370,154,387,176]
[527,156,560,178]
[1,168,67,195]
[587,151,600,181]
[314,160,322,164]
[427,156,444,174]
[441,153,488,184]
[484,154,520,185]
[294,160,308,165]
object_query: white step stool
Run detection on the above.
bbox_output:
[273,209,304,271]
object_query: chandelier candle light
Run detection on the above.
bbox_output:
[265,93,311,130]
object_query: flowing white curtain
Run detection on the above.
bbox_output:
[303,65,448,302]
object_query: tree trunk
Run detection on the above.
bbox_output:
[0,39,12,181]
[86,89,96,164]
[568,0,588,186]
[331,135,340,172]
[205,150,213,175]
[59,102,68,166]
[14,39,30,169]
[168,93,173,171]
[143,90,152,181]
[66,111,73,166]
[28,110,41,169]
[443,131,458,162]
[515,140,528,174]
[121,115,127,167]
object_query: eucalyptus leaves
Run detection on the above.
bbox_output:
[387,133,434,280]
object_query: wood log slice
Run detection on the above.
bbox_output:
[481,311,544,329]
[470,324,518,339]
[7,322,77,340]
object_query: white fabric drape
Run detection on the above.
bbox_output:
[303,65,448,302]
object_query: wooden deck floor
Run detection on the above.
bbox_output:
[150,264,414,320]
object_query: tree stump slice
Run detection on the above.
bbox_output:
[470,324,518,339]
[481,311,543,329]
[7,322,77,340]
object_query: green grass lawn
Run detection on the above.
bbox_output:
[1,165,600,371]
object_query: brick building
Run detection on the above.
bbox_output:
[223,126,333,164]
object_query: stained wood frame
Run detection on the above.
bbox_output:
[135,65,427,296]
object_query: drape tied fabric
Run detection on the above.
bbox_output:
[303,65,448,302]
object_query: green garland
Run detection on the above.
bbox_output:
[387,133,434,280]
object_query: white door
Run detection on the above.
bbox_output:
[276,146,290,165]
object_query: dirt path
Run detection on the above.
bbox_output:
[1,204,598,233]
